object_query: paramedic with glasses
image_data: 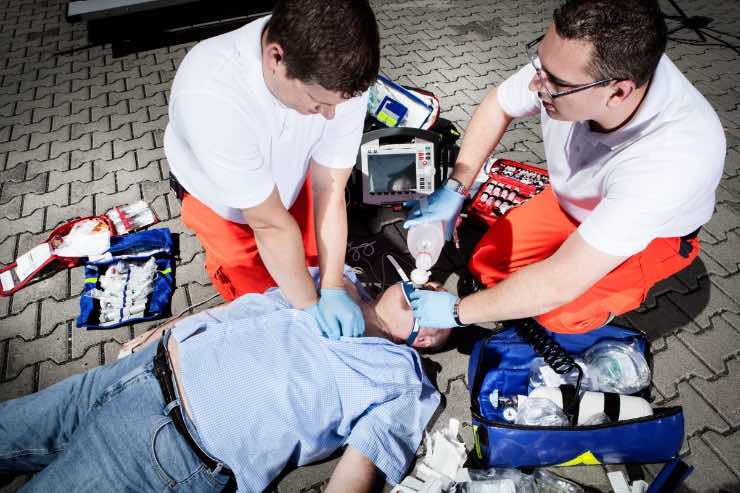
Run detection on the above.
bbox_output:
[405,0,725,333]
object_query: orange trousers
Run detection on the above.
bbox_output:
[468,187,699,333]
[181,179,318,301]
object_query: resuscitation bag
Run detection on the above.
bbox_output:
[77,228,175,329]
[468,322,685,468]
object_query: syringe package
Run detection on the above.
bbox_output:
[106,200,159,235]
[77,228,175,329]
[468,322,686,469]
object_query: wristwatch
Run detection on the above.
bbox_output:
[453,298,469,327]
[444,177,470,198]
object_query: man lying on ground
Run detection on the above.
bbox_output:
[0,266,452,492]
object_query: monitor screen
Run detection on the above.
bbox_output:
[367,153,417,193]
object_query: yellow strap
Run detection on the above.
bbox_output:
[85,277,98,284]
[472,425,483,460]
[556,450,602,467]
[159,268,172,275]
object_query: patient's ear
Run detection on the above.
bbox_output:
[423,282,444,291]
[413,334,433,348]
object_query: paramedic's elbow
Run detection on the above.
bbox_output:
[241,187,295,232]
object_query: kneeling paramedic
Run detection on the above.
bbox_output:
[404,0,725,333]
[164,0,380,339]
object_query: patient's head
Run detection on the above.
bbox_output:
[364,283,453,351]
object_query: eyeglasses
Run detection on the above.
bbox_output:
[526,34,615,100]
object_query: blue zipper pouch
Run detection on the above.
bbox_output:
[77,228,175,329]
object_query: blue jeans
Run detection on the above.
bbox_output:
[0,342,230,492]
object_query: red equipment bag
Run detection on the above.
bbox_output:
[0,216,114,296]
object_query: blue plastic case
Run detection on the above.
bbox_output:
[468,323,685,467]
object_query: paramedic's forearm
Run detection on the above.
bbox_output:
[252,221,317,308]
[315,194,347,289]
[312,164,352,289]
[458,261,577,324]
[325,446,378,493]
[451,87,513,189]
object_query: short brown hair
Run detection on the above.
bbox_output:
[265,0,380,98]
[553,0,667,87]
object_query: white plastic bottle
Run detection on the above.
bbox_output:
[407,221,445,285]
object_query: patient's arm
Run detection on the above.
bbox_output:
[325,446,379,493]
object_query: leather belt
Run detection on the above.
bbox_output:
[679,227,700,258]
[168,173,187,202]
[153,340,232,476]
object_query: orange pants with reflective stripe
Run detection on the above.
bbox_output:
[180,178,318,301]
[468,187,699,333]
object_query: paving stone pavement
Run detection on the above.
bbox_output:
[1,0,739,491]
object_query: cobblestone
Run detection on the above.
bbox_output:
[0,1,738,491]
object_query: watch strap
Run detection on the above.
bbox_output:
[453,299,468,327]
[444,178,470,198]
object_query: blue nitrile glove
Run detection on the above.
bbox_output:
[302,302,334,338]
[403,183,465,241]
[408,289,460,329]
[316,288,365,339]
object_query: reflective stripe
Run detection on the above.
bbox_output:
[556,450,602,467]
[473,425,483,460]
[85,277,98,283]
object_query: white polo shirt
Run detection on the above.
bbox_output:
[164,16,368,224]
[497,55,725,256]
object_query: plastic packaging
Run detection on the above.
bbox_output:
[584,340,651,394]
[532,470,584,493]
[88,258,157,326]
[528,340,650,394]
[514,397,569,426]
[407,219,444,286]
[527,387,653,425]
[528,357,590,391]
[457,468,536,493]
[51,218,111,257]
[106,200,159,235]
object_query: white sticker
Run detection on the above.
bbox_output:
[0,270,15,291]
[14,243,53,281]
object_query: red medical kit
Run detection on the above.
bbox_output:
[468,159,549,226]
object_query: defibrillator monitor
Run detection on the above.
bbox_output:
[360,139,435,205]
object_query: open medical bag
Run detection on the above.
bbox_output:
[77,228,174,329]
[468,322,685,469]
[0,216,115,296]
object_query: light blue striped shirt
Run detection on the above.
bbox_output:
[171,268,440,491]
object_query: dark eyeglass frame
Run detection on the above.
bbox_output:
[526,34,615,100]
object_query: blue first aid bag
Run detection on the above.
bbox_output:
[77,228,175,329]
[468,322,685,468]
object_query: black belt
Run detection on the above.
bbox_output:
[153,340,232,475]
[168,173,187,202]
[679,227,701,258]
